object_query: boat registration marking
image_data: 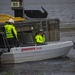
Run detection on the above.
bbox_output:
[22,47,42,52]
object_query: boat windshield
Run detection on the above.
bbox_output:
[18,31,35,46]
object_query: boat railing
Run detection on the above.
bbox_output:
[0,32,11,53]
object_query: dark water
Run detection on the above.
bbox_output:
[0,57,75,75]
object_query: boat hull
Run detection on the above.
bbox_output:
[1,41,73,63]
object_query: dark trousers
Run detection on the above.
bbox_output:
[7,38,20,47]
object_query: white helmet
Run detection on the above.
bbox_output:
[8,18,14,23]
[39,29,43,32]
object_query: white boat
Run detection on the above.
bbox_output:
[0,41,73,63]
[0,32,73,63]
